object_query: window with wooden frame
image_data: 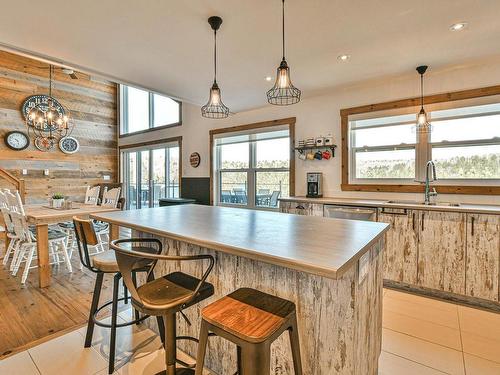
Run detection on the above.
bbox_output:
[341,86,500,195]
[209,118,295,208]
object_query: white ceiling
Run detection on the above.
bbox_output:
[1,0,500,112]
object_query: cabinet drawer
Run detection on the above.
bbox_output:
[279,201,323,216]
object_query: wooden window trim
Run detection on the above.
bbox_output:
[340,85,500,195]
[209,117,296,205]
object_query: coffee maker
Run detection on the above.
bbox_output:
[306,172,323,198]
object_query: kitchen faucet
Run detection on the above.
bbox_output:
[424,160,437,205]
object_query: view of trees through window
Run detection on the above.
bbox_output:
[216,132,290,209]
[351,103,500,182]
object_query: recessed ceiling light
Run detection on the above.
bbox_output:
[450,22,467,31]
[265,76,273,81]
[337,54,350,62]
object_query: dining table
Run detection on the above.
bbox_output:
[24,203,120,288]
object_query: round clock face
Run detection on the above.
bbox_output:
[34,136,55,152]
[5,131,29,151]
[22,95,66,130]
[59,136,80,154]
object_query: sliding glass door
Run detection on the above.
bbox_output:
[122,144,179,209]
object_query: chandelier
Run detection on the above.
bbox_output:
[201,16,230,119]
[25,65,73,151]
[266,0,301,106]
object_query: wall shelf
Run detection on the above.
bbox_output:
[294,145,337,157]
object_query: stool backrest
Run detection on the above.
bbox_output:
[111,238,215,311]
[73,217,99,271]
[101,187,121,208]
[84,186,100,205]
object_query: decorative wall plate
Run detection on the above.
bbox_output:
[34,136,55,152]
[4,131,29,151]
[189,152,201,168]
[59,136,80,154]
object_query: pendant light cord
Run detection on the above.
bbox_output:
[420,73,424,108]
[49,65,52,97]
[282,0,286,60]
[214,29,217,83]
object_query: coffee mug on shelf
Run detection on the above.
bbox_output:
[314,150,323,160]
[306,151,315,160]
[298,152,307,160]
[322,150,332,159]
[324,136,334,146]
[315,137,324,146]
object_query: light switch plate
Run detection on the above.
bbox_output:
[22,169,28,175]
[44,169,49,176]
[103,175,111,180]
[358,251,370,284]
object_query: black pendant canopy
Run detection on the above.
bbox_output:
[201,16,229,119]
[266,0,301,106]
[415,65,432,133]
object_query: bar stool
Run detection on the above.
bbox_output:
[195,288,303,375]
[73,218,165,374]
[111,238,215,375]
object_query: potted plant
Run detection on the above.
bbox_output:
[51,193,65,208]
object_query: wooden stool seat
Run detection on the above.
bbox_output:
[201,288,295,343]
[195,288,303,375]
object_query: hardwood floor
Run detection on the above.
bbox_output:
[0,239,129,359]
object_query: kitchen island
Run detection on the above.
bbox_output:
[92,205,389,374]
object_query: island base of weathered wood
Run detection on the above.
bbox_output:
[136,232,384,375]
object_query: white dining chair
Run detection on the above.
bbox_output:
[84,186,101,205]
[9,208,71,284]
[0,190,20,268]
[93,187,121,248]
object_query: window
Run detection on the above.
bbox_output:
[120,85,181,136]
[343,90,500,193]
[212,122,294,209]
[121,140,180,209]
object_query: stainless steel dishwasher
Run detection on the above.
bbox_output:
[323,204,377,221]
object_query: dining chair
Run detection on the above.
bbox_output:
[0,190,20,268]
[84,186,101,205]
[269,190,281,208]
[9,206,71,284]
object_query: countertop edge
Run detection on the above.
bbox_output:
[279,197,500,215]
[91,212,389,280]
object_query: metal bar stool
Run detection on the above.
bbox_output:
[73,217,165,374]
[195,288,303,375]
[111,238,215,375]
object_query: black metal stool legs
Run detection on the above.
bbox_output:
[108,273,121,374]
[84,272,104,347]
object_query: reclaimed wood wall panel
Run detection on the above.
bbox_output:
[466,214,500,301]
[135,231,384,375]
[417,211,466,294]
[378,210,418,284]
[0,51,117,203]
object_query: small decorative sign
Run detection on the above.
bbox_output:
[189,152,201,168]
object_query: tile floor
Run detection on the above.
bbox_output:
[0,288,499,374]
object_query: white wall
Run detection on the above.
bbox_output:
[119,56,500,205]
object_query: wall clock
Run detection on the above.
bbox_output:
[4,131,30,151]
[22,95,65,130]
[59,136,80,154]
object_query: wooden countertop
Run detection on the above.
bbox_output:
[280,196,500,215]
[91,205,389,279]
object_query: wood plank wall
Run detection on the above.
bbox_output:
[0,51,117,203]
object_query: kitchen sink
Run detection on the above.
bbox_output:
[386,200,460,207]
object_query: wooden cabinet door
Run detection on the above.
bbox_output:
[466,214,500,301]
[279,201,323,216]
[378,208,418,284]
[417,210,466,294]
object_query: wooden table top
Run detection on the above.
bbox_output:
[91,205,389,279]
[25,204,119,225]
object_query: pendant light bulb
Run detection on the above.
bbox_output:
[201,16,229,119]
[267,0,301,105]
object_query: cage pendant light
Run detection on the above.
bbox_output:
[415,65,432,133]
[267,0,301,106]
[201,16,229,119]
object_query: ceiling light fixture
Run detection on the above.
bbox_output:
[266,0,301,106]
[450,22,467,31]
[201,16,229,119]
[337,54,350,61]
[415,65,432,134]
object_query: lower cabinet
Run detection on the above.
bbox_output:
[378,208,418,285]
[466,214,500,301]
[416,211,467,295]
[279,201,324,216]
